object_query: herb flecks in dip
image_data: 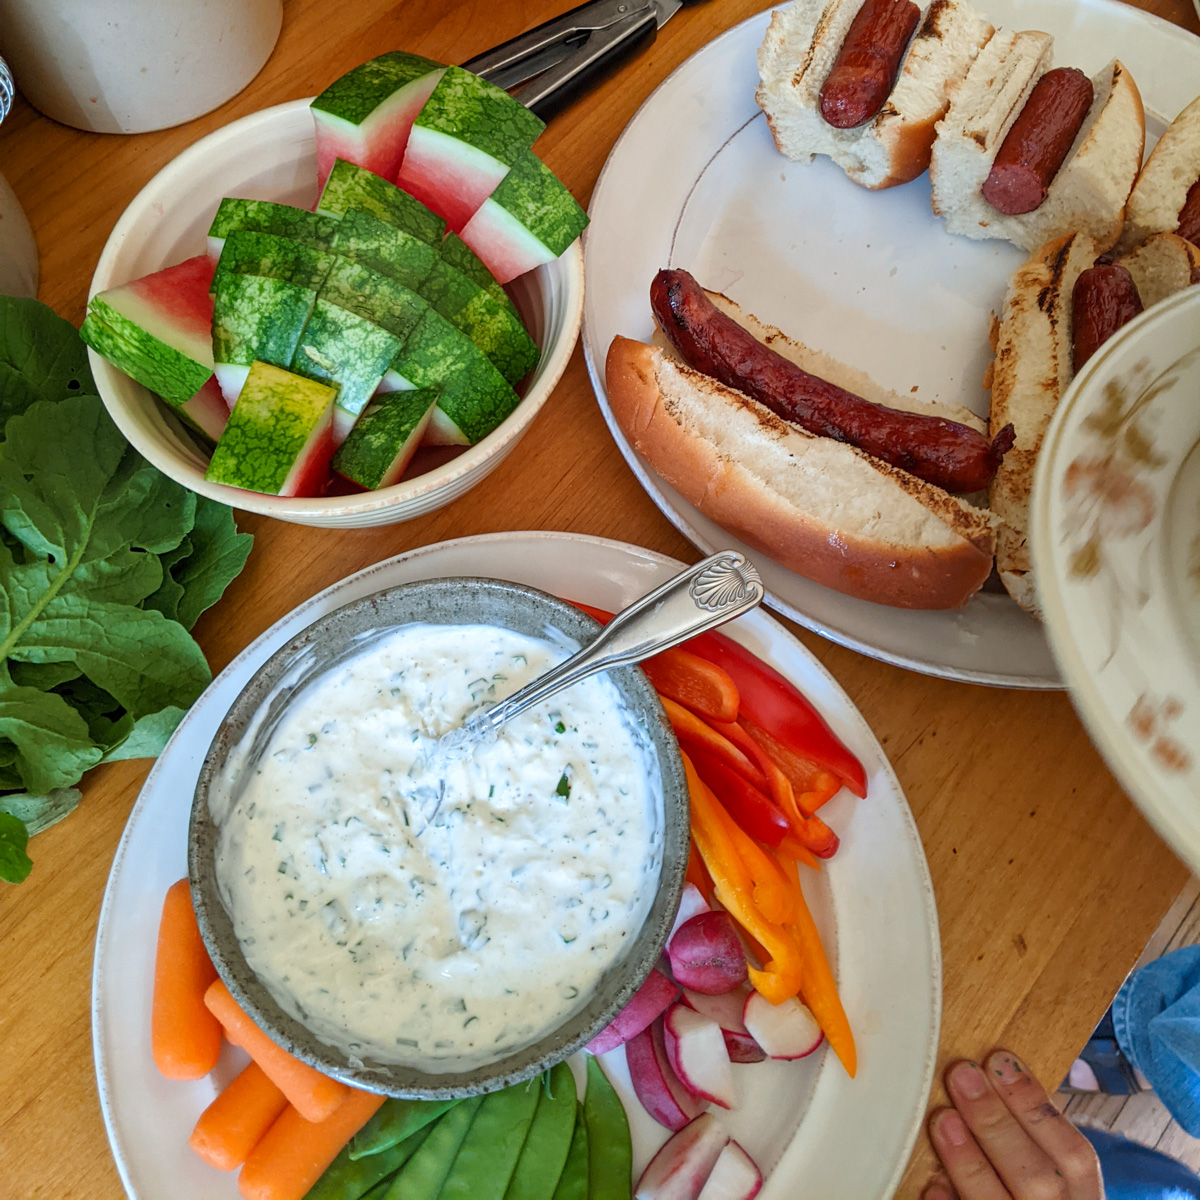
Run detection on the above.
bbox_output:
[214,623,661,1072]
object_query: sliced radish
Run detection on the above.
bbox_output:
[626,1017,703,1131]
[669,883,711,942]
[722,1030,767,1064]
[681,985,750,1035]
[664,1004,736,1109]
[586,968,680,1055]
[742,991,824,1060]
[696,1141,763,1200]
[668,912,749,995]
[635,1112,729,1200]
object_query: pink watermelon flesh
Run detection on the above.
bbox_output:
[458,199,554,285]
[315,71,443,191]
[100,255,216,364]
[280,407,336,498]
[181,377,229,441]
[395,127,508,233]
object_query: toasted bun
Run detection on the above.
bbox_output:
[987,232,1098,614]
[606,337,997,609]
[1120,94,1200,252]
[756,0,994,190]
[1117,232,1200,309]
[932,48,1145,252]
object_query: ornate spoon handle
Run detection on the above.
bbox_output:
[453,551,763,746]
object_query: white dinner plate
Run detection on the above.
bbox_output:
[1033,288,1200,873]
[582,0,1200,687]
[93,531,940,1200]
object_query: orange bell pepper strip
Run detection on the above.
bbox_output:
[685,838,714,903]
[741,721,844,813]
[663,697,767,789]
[723,718,841,859]
[567,600,740,724]
[776,849,858,1078]
[683,755,803,1002]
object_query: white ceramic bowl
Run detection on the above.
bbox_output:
[88,99,584,528]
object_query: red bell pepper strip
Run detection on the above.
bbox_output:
[660,697,767,790]
[686,838,714,903]
[685,630,868,798]
[688,748,791,847]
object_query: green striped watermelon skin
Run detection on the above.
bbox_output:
[211,274,322,379]
[439,233,516,315]
[81,304,213,404]
[333,388,438,489]
[317,159,446,246]
[318,256,427,342]
[205,362,337,496]
[213,230,335,292]
[207,199,338,260]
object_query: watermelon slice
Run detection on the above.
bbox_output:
[316,158,446,246]
[81,254,215,403]
[332,209,538,385]
[311,53,446,191]
[211,232,334,406]
[332,388,438,490]
[205,361,337,497]
[380,306,520,446]
[180,376,230,441]
[207,198,338,261]
[459,149,589,284]
[395,66,545,232]
[292,256,427,444]
[440,231,517,315]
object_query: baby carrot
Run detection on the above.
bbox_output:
[204,980,351,1123]
[152,878,222,1080]
[190,1061,290,1171]
[238,1088,385,1200]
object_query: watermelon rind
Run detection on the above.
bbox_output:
[211,273,325,407]
[408,66,544,170]
[179,377,230,444]
[439,232,517,315]
[459,149,589,283]
[332,387,438,490]
[213,230,335,292]
[332,209,538,385]
[312,53,446,189]
[81,307,213,405]
[388,307,520,446]
[207,198,338,261]
[317,256,427,341]
[205,361,336,496]
[316,159,446,246]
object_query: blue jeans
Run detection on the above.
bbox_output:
[1081,1127,1200,1199]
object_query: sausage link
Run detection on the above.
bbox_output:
[982,68,1094,216]
[819,0,922,129]
[1176,177,1200,247]
[1072,264,1143,372]
[650,268,1014,494]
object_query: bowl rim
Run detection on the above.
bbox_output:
[188,575,688,1097]
[88,97,585,520]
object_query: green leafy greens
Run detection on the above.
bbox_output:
[0,297,253,881]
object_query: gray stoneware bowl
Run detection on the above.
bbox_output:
[189,576,688,1098]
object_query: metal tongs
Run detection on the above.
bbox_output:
[462,0,706,122]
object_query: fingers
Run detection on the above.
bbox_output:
[928,1106,1011,1200]
[985,1051,1103,1200]
[945,1060,1065,1198]
[921,1171,958,1200]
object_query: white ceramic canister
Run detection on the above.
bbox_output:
[0,59,37,297]
[0,0,283,134]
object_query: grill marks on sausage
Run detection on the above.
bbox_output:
[819,0,922,129]
[982,67,1094,216]
[650,268,1013,493]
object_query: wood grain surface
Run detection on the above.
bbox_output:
[1,1,1197,1197]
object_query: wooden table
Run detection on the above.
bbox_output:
[2,1,1197,1195]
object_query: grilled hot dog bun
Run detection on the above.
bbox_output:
[931,40,1144,251]
[757,0,994,189]
[606,335,998,610]
[1119,94,1200,252]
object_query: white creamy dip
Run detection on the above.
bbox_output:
[214,622,661,1072]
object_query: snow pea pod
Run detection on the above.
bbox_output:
[440,1077,541,1200]
[305,1120,434,1200]
[350,1096,461,1159]
[505,1062,578,1200]
[584,1056,632,1200]
[551,1104,589,1200]
[382,1095,482,1200]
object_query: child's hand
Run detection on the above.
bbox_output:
[923,1050,1103,1199]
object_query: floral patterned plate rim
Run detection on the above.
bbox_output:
[1032,285,1200,870]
